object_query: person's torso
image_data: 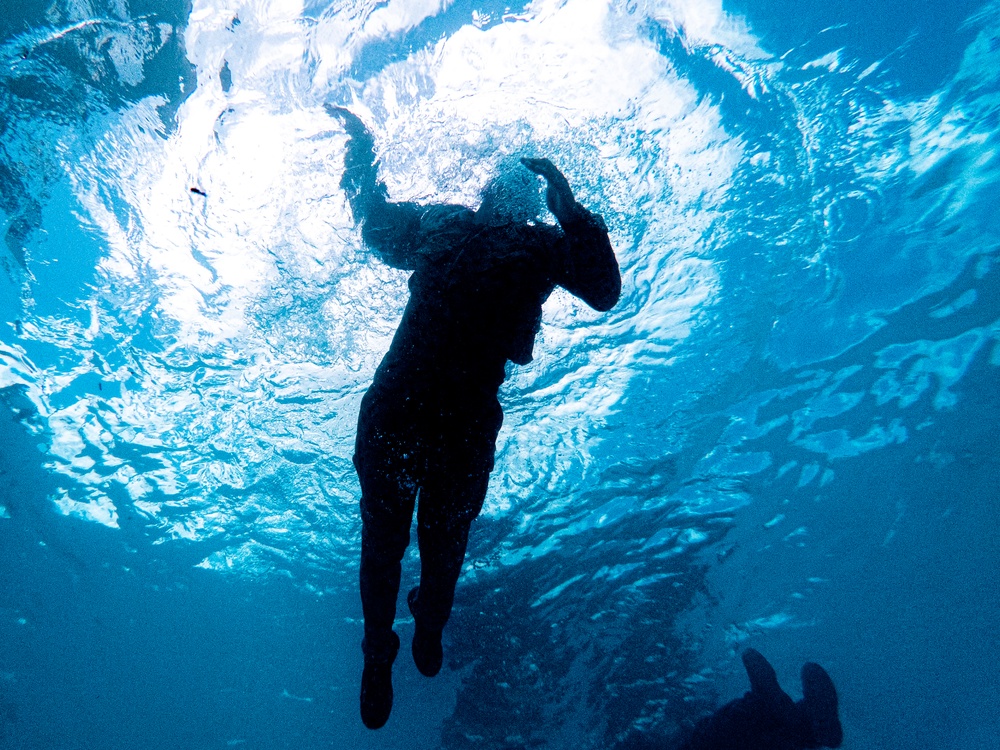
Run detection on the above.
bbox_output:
[373,218,562,404]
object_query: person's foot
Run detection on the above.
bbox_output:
[801,662,843,748]
[408,587,443,677]
[742,648,784,703]
[360,632,399,730]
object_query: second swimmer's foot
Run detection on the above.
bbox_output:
[408,587,443,677]
[801,662,843,748]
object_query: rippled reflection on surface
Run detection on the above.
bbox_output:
[1,0,999,748]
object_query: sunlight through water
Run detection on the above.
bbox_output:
[1,0,999,748]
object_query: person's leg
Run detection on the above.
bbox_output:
[408,399,501,676]
[354,407,420,729]
[356,427,418,655]
[413,468,489,628]
[407,460,491,678]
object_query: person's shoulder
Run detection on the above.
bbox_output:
[411,204,476,265]
[419,204,476,232]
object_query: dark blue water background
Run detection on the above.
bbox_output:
[1,0,998,748]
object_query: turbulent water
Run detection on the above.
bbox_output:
[1,0,998,748]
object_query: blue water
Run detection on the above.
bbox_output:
[1,0,998,748]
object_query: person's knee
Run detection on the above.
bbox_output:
[421,466,491,519]
[418,506,474,546]
[362,500,413,560]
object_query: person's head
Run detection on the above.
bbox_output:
[476,159,543,226]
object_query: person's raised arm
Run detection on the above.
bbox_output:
[521,158,621,312]
[328,105,423,270]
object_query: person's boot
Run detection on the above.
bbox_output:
[360,631,400,730]
[408,587,443,677]
[742,648,788,707]
[801,662,842,748]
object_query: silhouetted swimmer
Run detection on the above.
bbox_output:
[329,104,621,730]
[680,649,843,750]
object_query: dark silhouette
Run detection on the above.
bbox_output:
[617,649,842,750]
[678,649,843,750]
[330,105,621,730]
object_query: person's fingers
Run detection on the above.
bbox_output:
[524,159,573,196]
[522,157,577,218]
[520,157,546,176]
[520,157,560,180]
[326,104,369,136]
[325,104,360,124]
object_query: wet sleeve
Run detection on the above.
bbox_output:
[340,128,423,269]
[356,198,424,270]
[341,133,471,269]
[554,204,621,312]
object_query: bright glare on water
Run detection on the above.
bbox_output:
[1,0,998,748]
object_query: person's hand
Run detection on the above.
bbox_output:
[521,157,577,221]
[325,104,374,146]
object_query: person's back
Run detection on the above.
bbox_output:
[372,212,574,402]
